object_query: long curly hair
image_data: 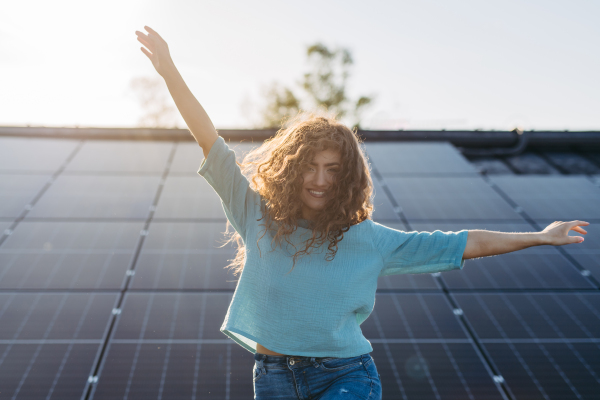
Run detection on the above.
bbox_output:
[222,112,374,276]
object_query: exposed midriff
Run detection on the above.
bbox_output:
[256,343,286,356]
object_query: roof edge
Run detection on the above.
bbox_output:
[1,126,599,147]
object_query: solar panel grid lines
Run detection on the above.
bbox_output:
[452,293,600,399]
[490,176,600,220]
[3,137,600,399]
[367,150,538,399]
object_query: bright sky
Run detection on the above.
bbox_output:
[2,0,599,130]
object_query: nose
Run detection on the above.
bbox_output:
[315,169,328,186]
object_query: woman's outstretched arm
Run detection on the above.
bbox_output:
[135,26,218,157]
[462,220,589,260]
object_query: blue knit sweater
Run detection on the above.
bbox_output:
[198,136,468,357]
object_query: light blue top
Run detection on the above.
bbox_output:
[198,136,469,357]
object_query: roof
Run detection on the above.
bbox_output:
[1,128,599,399]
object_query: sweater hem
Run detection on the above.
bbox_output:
[221,326,373,358]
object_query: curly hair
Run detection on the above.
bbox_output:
[222,112,374,276]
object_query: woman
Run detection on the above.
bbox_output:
[135,26,589,400]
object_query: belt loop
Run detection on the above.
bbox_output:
[256,354,267,375]
[310,357,319,368]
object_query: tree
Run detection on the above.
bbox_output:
[259,43,373,129]
[130,76,181,128]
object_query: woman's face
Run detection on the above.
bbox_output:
[300,149,341,220]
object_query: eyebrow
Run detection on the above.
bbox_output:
[309,162,341,167]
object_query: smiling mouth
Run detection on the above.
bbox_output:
[308,189,327,198]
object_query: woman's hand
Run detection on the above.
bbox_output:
[540,220,589,246]
[135,26,175,78]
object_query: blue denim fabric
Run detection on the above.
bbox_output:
[253,352,382,399]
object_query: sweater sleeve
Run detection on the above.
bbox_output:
[371,221,468,277]
[197,136,262,240]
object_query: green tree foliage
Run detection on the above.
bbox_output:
[260,43,373,129]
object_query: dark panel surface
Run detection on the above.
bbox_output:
[131,251,238,290]
[371,343,504,400]
[0,343,99,400]
[0,221,142,289]
[385,177,523,220]
[91,343,254,400]
[140,221,235,252]
[0,174,51,218]
[365,142,478,175]
[112,293,231,340]
[0,293,117,339]
[372,179,402,222]
[492,176,600,220]
[454,293,600,340]
[26,175,160,219]
[484,342,600,400]
[362,294,467,340]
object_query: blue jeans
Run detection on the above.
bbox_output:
[253,352,382,399]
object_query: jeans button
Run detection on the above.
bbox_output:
[290,359,295,365]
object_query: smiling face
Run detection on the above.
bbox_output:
[300,148,342,220]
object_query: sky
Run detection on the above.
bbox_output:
[1,0,599,130]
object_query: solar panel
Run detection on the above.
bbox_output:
[131,252,238,290]
[361,294,467,340]
[90,342,254,399]
[140,221,235,252]
[0,137,78,173]
[0,343,99,400]
[153,176,227,219]
[0,293,116,340]
[64,140,173,173]
[491,176,600,220]
[371,343,504,400]
[384,177,523,220]
[26,175,160,219]
[365,142,478,175]
[483,342,600,399]
[0,174,51,218]
[411,222,594,289]
[2,135,599,399]
[0,221,142,289]
[0,219,12,234]
[453,293,600,340]
[111,293,231,340]
[372,179,403,222]
[453,293,600,399]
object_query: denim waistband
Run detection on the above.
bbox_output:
[254,353,337,363]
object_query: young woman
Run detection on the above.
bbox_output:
[135,26,590,400]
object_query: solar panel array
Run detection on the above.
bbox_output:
[1,135,599,399]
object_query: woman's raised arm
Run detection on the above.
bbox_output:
[135,26,218,157]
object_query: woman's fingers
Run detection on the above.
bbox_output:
[144,25,163,41]
[571,226,587,234]
[140,47,152,59]
[136,36,154,51]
